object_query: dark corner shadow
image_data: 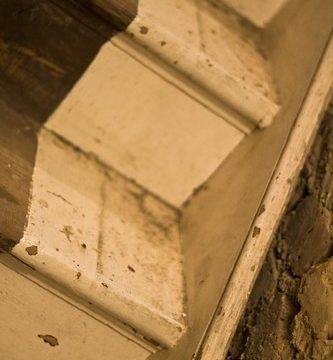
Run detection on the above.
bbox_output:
[0,0,138,251]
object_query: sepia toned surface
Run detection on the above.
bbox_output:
[0,253,152,359]
[200,38,333,360]
[0,0,332,359]
[46,42,243,207]
[228,113,333,360]
[12,128,186,346]
[0,0,119,248]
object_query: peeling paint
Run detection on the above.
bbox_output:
[25,245,38,256]
[38,334,59,347]
[257,203,266,217]
[139,26,149,34]
[252,226,261,238]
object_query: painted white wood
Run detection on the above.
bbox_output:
[47,42,244,208]
[200,36,333,360]
[110,33,255,135]
[0,255,151,360]
[149,2,333,357]
[3,2,331,358]
[195,1,276,102]
[114,0,279,129]
[12,129,186,347]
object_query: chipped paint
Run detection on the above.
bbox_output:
[25,245,38,256]
[12,129,186,347]
[111,0,280,129]
[38,334,59,347]
[252,226,261,238]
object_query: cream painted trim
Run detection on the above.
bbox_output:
[0,253,156,360]
[200,36,333,360]
[110,34,255,134]
[219,0,288,28]
[12,128,186,348]
[109,0,279,130]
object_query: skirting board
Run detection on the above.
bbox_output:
[200,35,333,360]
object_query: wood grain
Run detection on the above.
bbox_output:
[74,0,138,30]
[0,0,125,250]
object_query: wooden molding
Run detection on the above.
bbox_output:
[200,36,333,360]
[78,0,281,131]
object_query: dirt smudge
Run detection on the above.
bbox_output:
[60,225,74,242]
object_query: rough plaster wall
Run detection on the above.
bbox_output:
[229,112,333,360]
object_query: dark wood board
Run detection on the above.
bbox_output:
[0,0,133,249]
